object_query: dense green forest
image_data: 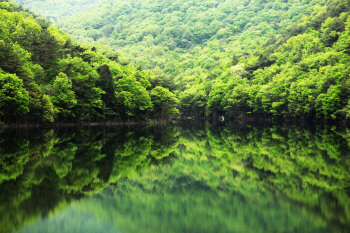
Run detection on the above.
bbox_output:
[0,0,178,124]
[1,122,350,232]
[12,0,105,23]
[3,0,350,122]
[56,0,324,72]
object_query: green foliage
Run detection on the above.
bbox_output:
[39,0,350,120]
[4,0,350,121]
[0,72,29,121]
[96,65,116,110]
[57,0,323,74]
[150,86,179,120]
[57,55,104,120]
[40,94,56,122]
[116,76,152,118]
[179,84,207,116]
[0,1,179,123]
[51,72,77,118]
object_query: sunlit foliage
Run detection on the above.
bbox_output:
[0,0,179,123]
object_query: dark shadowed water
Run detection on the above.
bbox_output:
[1,121,350,233]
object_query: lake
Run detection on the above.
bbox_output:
[1,120,349,233]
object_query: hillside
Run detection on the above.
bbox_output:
[12,0,105,23]
[3,0,350,121]
[58,0,326,83]
[201,0,350,119]
[0,0,179,124]
[56,0,350,120]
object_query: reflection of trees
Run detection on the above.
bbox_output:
[76,177,332,233]
[68,122,350,233]
[176,122,350,232]
[0,125,179,233]
[0,129,57,233]
[0,129,54,184]
[1,122,349,233]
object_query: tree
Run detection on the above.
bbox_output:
[0,72,30,123]
[58,55,104,120]
[96,65,116,109]
[150,86,179,120]
[179,84,207,116]
[116,76,152,119]
[40,94,56,122]
[50,72,77,119]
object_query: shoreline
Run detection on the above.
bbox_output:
[0,120,170,129]
[1,115,349,128]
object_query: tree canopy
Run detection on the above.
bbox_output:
[0,0,179,124]
[22,0,350,121]
[4,0,350,122]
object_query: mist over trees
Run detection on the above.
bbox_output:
[12,0,105,23]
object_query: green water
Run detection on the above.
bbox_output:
[1,121,350,233]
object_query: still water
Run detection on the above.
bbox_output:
[1,121,350,233]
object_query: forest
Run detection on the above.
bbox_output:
[0,0,178,124]
[55,0,350,120]
[2,0,350,123]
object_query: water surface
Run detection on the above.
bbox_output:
[1,121,350,233]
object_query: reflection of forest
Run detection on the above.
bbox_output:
[1,122,350,233]
[0,125,179,233]
[46,121,350,233]
[175,121,350,232]
[84,121,350,233]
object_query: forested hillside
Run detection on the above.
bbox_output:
[58,0,325,83]
[0,0,178,124]
[12,0,105,23]
[202,0,350,120]
[57,0,350,121]
[3,0,350,122]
